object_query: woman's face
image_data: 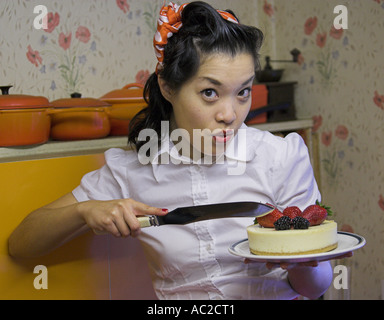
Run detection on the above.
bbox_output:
[163,52,255,159]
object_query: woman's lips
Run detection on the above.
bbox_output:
[212,129,234,143]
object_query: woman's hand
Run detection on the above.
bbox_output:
[245,252,353,299]
[8,193,168,259]
[78,198,168,238]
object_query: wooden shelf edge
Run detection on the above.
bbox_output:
[0,119,313,163]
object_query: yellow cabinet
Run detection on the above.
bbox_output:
[0,153,155,300]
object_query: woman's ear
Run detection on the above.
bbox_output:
[158,76,174,103]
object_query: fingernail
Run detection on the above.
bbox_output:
[162,209,168,213]
[266,264,279,270]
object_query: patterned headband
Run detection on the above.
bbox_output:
[153,2,239,74]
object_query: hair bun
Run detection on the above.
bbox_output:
[181,2,237,36]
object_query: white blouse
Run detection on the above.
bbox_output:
[72,125,321,300]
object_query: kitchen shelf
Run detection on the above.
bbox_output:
[0,137,129,163]
[250,119,313,132]
[0,119,313,163]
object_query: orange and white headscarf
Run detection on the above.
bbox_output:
[154,2,239,74]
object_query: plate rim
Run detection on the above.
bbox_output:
[228,231,366,262]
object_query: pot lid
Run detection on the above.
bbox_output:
[0,85,50,109]
[100,83,145,102]
[51,93,111,108]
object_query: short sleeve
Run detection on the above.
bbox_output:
[72,148,131,202]
[271,133,321,211]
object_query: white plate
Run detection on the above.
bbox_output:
[228,232,366,263]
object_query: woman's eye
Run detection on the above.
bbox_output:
[201,89,218,101]
[238,88,251,100]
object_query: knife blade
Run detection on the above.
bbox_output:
[137,201,274,228]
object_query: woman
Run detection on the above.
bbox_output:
[9,2,341,300]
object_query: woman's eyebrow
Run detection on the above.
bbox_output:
[198,77,222,86]
[242,75,255,85]
[198,75,255,87]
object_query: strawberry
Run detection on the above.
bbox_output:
[300,200,332,226]
[283,206,302,219]
[256,207,283,228]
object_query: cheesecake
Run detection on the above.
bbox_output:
[247,220,338,256]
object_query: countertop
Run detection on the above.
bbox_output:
[0,119,313,163]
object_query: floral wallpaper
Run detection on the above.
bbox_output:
[1,0,383,300]
[0,0,166,99]
[258,0,384,299]
[0,0,255,99]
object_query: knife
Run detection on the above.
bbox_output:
[137,201,274,228]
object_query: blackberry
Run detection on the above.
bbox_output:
[292,216,310,229]
[274,216,292,230]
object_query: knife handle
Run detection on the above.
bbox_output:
[137,216,159,228]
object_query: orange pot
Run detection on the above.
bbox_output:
[100,83,148,136]
[49,94,111,141]
[0,86,51,147]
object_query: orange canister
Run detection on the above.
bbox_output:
[49,93,112,141]
[0,86,51,147]
[100,83,148,136]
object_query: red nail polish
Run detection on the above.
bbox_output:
[162,209,168,213]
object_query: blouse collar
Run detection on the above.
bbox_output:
[136,123,257,182]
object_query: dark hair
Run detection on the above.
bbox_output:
[128,1,263,150]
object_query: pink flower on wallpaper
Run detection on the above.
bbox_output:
[312,115,323,133]
[135,70,150,86]
[316,32,327,48]
[321,131,332,146]
[304,17,318,35]
[116,0,130,14]
[335,125,349,140]
[379,195,384,211]
[26,45,43,67]
[297,53,305,66]
[330,25,343,40]
[59,32,72,50]
[373,91,384,110]
[76,26,91,43]
[44,12,60,33]
[263,0,275,17]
